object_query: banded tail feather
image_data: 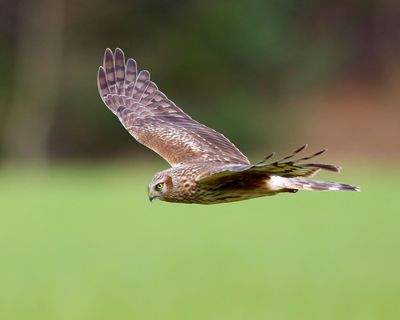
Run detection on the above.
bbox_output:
[268,176,360,192]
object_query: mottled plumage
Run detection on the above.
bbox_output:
[97,48,360,204]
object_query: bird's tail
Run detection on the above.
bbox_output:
[268,176,360,192]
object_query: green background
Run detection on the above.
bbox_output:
[1,165,398,319]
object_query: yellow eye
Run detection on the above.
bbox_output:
[155,183,164,190]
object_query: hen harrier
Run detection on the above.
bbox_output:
[97,48,359,204]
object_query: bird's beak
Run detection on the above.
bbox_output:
[148,190,157,202]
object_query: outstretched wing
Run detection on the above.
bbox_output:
[97,48,249,167]
[197,145,341,185]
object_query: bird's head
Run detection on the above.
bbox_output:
[148,172,173,202]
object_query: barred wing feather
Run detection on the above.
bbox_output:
[197,146,341,184]
[97,48,249,167]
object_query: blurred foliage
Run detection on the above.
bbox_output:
[0,0,400,160]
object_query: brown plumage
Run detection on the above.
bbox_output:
[97,48,360,204]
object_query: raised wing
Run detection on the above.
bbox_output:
[197,145,341,185]
[97,48,250,167]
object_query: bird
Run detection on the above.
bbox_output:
[97,48,360,204]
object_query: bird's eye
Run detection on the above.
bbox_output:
[155,183,164,190]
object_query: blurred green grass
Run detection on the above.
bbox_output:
[0,164,399,320]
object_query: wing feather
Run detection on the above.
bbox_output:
[98,48,249,166]
[197,146,341,184]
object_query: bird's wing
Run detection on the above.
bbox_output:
[197,145,341,185]
[97,48,250,167]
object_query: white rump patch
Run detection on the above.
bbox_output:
[267,176,288,191]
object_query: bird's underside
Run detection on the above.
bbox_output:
[97,48,360,204]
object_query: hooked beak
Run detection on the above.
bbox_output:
[148,189,158,202]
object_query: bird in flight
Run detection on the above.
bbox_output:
[97,48,359,204]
